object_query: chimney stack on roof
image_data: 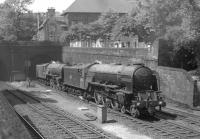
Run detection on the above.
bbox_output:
[47,7,55,18]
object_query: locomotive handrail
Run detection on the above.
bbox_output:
[138,90,161,93]
[89,81,119,89]
[115,89,132,94]
[153,90,162,93]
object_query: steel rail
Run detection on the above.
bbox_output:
[16,113,45,139]
[35,80,200,139]
[4,90,45,139]
[6,89,79,139]
[15,88,109,139]
[6,88,109,139]
[163,107,200,119]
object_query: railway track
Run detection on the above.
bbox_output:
[6,88,111,139]
[163,107,200,119]
[18,114,45,139]
[34,81,200,139]
[108,109,200,139]
[4,90,45,139]
[161,107,200,129]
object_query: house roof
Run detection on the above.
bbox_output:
[62,0,132,15]
[38,16,67,30]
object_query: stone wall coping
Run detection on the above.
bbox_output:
[63,47,148,50]
[0,41,62,47]
[62,47,157,60]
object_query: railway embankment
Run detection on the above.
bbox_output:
[0,82,32,139]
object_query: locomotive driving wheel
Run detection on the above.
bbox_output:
[60,85,65,91]
[57,83,62,91]
[148,107,155,116]
[102,98,112,108]
[94,92,103,105]
[130,105,140,118]
[83,92,88,99]
[50,79,54,88]
[120,106,126,114]
[45,80,49,86]
[111,100,119,111]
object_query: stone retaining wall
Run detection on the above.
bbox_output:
[62,47,157,67]
[156,66,199,107]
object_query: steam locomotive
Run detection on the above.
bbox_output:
[36,61,166,117]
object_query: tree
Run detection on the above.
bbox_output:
[132,0,200,70]
[95,11,120,40]
[112,15,134,40]
[112,14,155,43]
[0,0,37,41]
[60,11,121,43]
[133,0,200,44]
[17,12,38,40]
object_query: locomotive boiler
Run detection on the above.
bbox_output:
[85,63,165,117]
[36,61,166,117]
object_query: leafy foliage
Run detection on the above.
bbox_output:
[60,11,120,42]
[133,0,200,45]
[112,13,155,43]
[60,0,200,69]
[96,12,120,39]
[130,0,200,70]
[0,0,37,41]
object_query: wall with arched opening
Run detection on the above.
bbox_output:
[29,55,52,78]
[0,41,62,81]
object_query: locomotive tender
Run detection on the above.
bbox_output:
[36,61,166,117]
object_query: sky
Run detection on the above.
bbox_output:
[0,0,75,13]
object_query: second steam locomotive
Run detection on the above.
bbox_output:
[36,61,166,117]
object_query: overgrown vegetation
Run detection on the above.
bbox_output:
[0,0,37,41]
[61,0,200,71]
